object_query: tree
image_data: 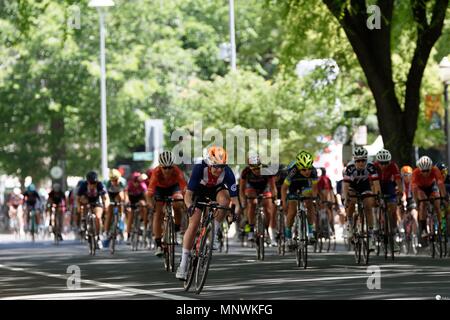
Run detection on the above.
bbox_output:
[282,0,449,165]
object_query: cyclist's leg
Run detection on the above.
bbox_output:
[245,187,257,230]
[177,207,201,278]
[139,199,147,229]
[104,203,113,235]
[172,190,184,236]
[285,198,297,240]
[362,196,375,228]
[416,189,428,238]
[215,189,231,235]
[94,205,103,236]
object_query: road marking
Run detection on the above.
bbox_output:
[1,290,135,300]
[0,263,196,300]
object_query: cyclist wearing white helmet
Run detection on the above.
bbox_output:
[412,156,447,239]
[239,154,277,246]
[103,169,127,244]
[374,149,403,234]
[342,146,381,248]
[147,150,187,257]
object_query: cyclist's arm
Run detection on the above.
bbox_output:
[269,177,277,200]
[342,181,350,205]
[239,178,246,206]
[281,183,288,207]
[371,179,381,195]
[102,193,110,208]
[185,189,194,209]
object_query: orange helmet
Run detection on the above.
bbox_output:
[401,165,413,175]
[205,146,228,166]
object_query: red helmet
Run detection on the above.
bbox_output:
[131,171,141,181]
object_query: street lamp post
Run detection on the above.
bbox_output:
[228,0,236,71]
[89,0,115,180]
[439,57,450,164]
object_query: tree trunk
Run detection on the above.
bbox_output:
[322,0,448,166]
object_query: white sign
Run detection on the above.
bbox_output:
[50,166,63,179]
[145,119,164,167]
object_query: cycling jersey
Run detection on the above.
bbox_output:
[105,177,127,194]
[147,165,187,197]
[187,161,237,197]
[24,191,41,206]
[284,161,318,198]
[343,160,379,194]
[411,166,444,191]
[241,166,274,197]
[374,161,401,183]
[275,169,289,198]
[317,175,333,191]
[48,191,66,205]
[77,181,107,204]
[127,181,147,196]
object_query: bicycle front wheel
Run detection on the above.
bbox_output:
[195,225,213,294]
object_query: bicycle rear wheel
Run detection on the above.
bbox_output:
[195,225,213,294]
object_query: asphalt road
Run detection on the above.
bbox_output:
[0,233,449,300]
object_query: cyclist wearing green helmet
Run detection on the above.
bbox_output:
[281,151,319,246]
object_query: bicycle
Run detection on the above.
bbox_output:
[183,200,235,294]
[349,193,377,265]
[217,218,230,253]
[290,194,316,269]
[314,200,336,253]
[417,197,447,258]
[26,206,38,243]
[374,195,397,261]
[107,202,124,254]
[48,204,62,245]
[159,197,184,272]
[81,204,98,256]
[275,199,286,256]
[129,203,146,251]
[247,195,272,261]
[398,199,418,255]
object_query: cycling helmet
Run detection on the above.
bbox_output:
[416,156,433,171]
[400,165,413,175]
[204,146,227,166]
[248,154,261,166]
[86,171,98,183]
[376,149,392,162]
[436,162,448,172]
[352,146,368,160]
[27,184,36,192]
[295,151,314,169]
[109,168,122,180]
[159,151,174,167]
[131,171,141,181]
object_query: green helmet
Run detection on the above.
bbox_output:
[295,151,314,169]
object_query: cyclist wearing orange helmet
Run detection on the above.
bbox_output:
[399,165,418,244]
[176,146,240,280]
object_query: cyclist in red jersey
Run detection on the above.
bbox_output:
[373,149,403,231]
[412,156,447,238]
[147,151,187,257]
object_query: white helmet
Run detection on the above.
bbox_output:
[376,149,392,162]
[248,154,261,166]
[159,151,174,167]
[352,146,368,160]
[13,187,21,196]
[417,156,433,171]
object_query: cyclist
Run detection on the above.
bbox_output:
[125,171,148,245]
[47,183,66,241]
[239,154,277,246]
[77,171,109,246]
[400,165,418,244]
[147,151,187,257]
[412,156,447,240]
[436,162,450,238]
[317,167,336,235]
[103,169,127,242]
[7,188,24,237]
[176,146,239,280]
[23,184,42,232]
[281,151,319,246]
[342,147,381,249]
[373,149,403,238]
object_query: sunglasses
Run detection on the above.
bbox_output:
[355,159,367,163]
[300,168,312,172]
[379,161,389,165]
[250,165,261,170]
[212,164,226,169]
[421,169,430,173]
[162,166,173,170]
